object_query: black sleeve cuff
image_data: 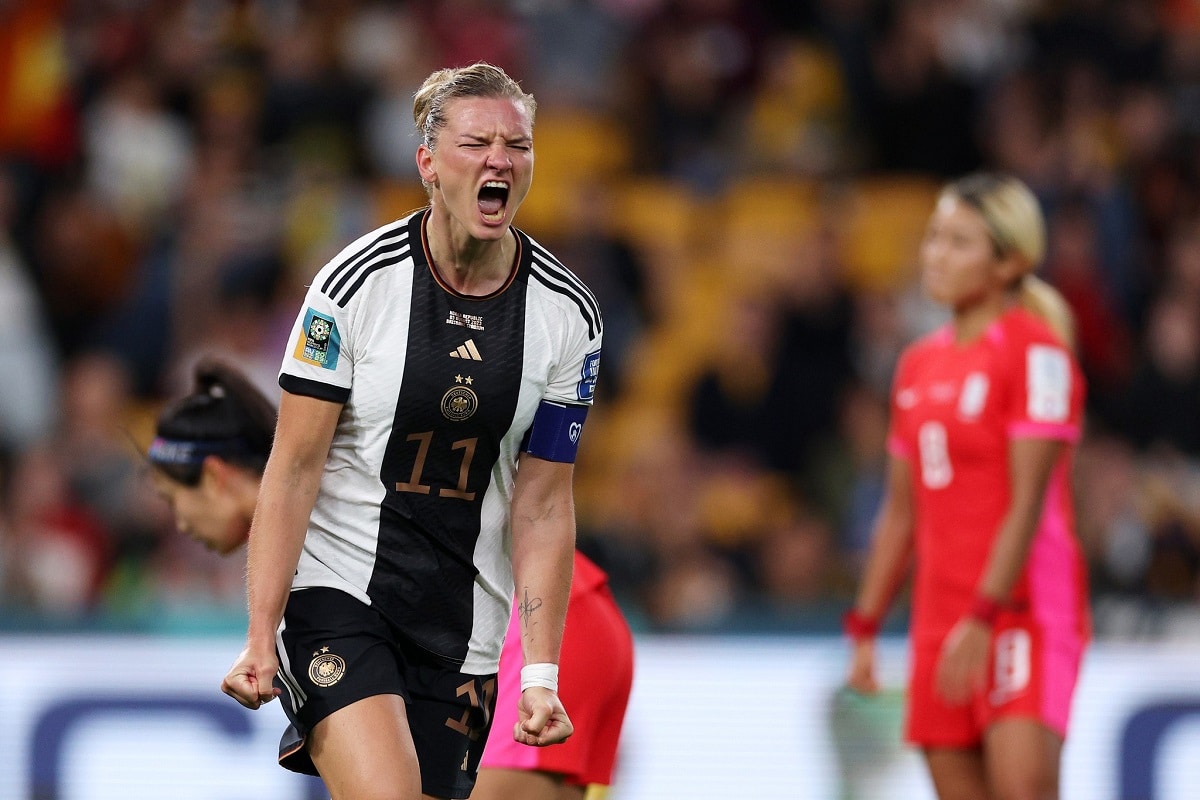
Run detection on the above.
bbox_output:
[279,374,351,405]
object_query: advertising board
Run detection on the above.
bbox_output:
[1,636,1196,799]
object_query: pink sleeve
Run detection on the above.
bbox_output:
[887,434,912,459]
[1008,421,1081,442]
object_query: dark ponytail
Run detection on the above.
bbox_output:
[148,359,277,486]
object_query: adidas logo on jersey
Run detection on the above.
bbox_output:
[449,339,483,361]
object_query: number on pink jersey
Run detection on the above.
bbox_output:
[917,421,953,489]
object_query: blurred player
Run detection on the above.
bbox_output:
[843,173,1090,799]
[472,549,633,800]
[147,358,274,556]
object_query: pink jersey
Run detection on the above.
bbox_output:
[887,307,1090,643]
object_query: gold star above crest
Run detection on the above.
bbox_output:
[464,376,474,385]
[455,374,463,383]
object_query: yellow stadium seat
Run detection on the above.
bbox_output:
[607,177,705,257]
[838,175,940,291]
[531,109,631,182]
[716,176,821,288]
[519,111,632,240]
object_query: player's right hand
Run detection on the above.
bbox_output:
[221,645,281,710]
[845,638,879,695]
[515,686,573,746]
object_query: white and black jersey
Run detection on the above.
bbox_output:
[278,209,602,674]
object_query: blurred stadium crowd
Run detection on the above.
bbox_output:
[1,0,1199,636]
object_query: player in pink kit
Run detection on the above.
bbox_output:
[844,173,1090,800]
[472,550,634,800]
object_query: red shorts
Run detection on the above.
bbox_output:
[480,577,634,786]
[905,612,1085,748]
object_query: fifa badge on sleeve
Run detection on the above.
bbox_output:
[294,308,342,369]
[577,350,601,401]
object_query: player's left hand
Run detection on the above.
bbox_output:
[935,618,991,706]
[515,686,573,746]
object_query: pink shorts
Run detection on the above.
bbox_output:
[905,612,1086,748]
[481,580,633,786]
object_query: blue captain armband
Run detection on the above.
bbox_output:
[521,401,590,463]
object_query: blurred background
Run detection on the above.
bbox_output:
[3,0,1199,638]
[2,0,1200,797]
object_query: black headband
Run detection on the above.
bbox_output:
[147,436,253,468]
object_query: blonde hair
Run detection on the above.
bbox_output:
[412,62,536,153]
[943,173,1076,348]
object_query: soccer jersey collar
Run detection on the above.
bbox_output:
[416,208,524,300]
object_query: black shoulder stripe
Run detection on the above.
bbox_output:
[325,233,409,300]
[528,238,565,269]
[335,247,410,307]
[320,225,409,298]
[529,241,601,314]
[530,255,600,333]
[530,255,602,335]
[529,244,602,325]
[530,262,600,339]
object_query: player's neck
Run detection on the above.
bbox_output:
[425,223,515,296]
[951,294,1013,344]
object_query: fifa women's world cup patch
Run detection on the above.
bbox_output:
[293,308,342,369]
[1026,344,1069,422]
[577,350,601,401]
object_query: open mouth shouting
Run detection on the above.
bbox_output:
[478,180,510,224]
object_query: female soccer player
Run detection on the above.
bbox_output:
[843,173,1090,800]
[146,358,275,556]
[218,62,602,800]
[150,360,632,800]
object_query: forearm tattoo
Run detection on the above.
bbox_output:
[518,588,543,641]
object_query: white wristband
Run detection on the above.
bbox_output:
[520,662,559,693]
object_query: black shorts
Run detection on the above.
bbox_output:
[274,587,497,799]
